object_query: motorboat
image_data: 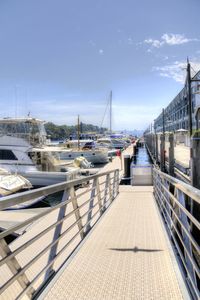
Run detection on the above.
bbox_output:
[96,137,125,149]
[0,118,81,185]
[58,139,109,164]
[0,168,32,197]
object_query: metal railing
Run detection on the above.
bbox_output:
[0,169,120,299]
[153,168,200,299]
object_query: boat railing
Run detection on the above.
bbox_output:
[0,168,120,299]
[153,168,200,299]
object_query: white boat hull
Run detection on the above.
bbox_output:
[59,150,109,164]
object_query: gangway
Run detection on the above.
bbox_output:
[0,166,199,299]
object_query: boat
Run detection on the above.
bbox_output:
[58,115,109,164]
[0,168,47,209]
[96,137,125,150]
[58,143,109,164]
[0,117,81,185]
[0,168,32,197]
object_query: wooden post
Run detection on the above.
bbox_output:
[168,133,174,177]
[155,134,158,163]
[160,134,165,172]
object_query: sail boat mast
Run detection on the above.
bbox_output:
[77,115,80,150]
[110,90,112,133]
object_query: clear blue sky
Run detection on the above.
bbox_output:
[0,0,200,130]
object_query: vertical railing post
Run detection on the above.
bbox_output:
[177,189,197,285]
[116,170,119,195]
[0,239,35,298]
[108,174,112,204]
[112,171,116,200]
[70,186,84,239]
[163,179,172,229]
[85,179,96,233]
[103,174,109,210]
[96,178,103,215]
[45,188,70,280]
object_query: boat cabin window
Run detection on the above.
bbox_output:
[0,150,18,160]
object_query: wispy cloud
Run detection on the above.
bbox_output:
[99,49,104,55]
[127,37,133,45]
[153,60,200,83]
[89,40,96,47]
[144,33,199,48]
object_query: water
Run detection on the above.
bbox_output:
[134,145,152,165]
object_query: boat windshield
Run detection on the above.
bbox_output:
[0,119,47,145]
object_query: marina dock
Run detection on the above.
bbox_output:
[0,144,199,299]
[41,185,188,300]
[1,2,200,299]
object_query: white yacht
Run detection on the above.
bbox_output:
[97,137,125,149]
[0,118,80,185]
[58,139,108,164]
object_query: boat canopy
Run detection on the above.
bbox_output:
[0,118,47,145]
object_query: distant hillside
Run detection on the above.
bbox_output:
[45,122,107,140]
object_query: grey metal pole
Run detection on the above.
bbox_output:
[160,109,166,172]
[187,60,192,138]
[110,90,112,133]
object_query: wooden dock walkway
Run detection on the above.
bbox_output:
[40,185,189,300]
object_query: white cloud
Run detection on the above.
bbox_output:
[99,49,104,55]
[144,38,162,48]
[144,33,199,48]
[153,60,200,83]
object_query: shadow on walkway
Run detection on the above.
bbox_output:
[109,246,163,253]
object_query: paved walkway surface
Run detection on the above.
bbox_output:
[164,142,190,168]
[42,186,188,300]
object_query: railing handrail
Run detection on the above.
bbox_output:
[0,168,120,299]
[153,168,200,299]
[0,168,119,210]
[154,167,200,205]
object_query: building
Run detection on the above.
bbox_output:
[154,68,200,134]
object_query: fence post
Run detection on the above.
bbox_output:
[45,188,69,280]
[163,179,172,230]
[0,239,35,298]
[103,174,109,210]
[96,178,103,215]
[108,174,112,203]
[85,179,96,233]
[113,170,119,199]
[177,189,197,286]
[70,186,84,239]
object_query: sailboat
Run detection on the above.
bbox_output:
[59,115,109,164]
[97,91,129,152]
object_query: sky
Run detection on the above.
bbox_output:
[0,0,200,131]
